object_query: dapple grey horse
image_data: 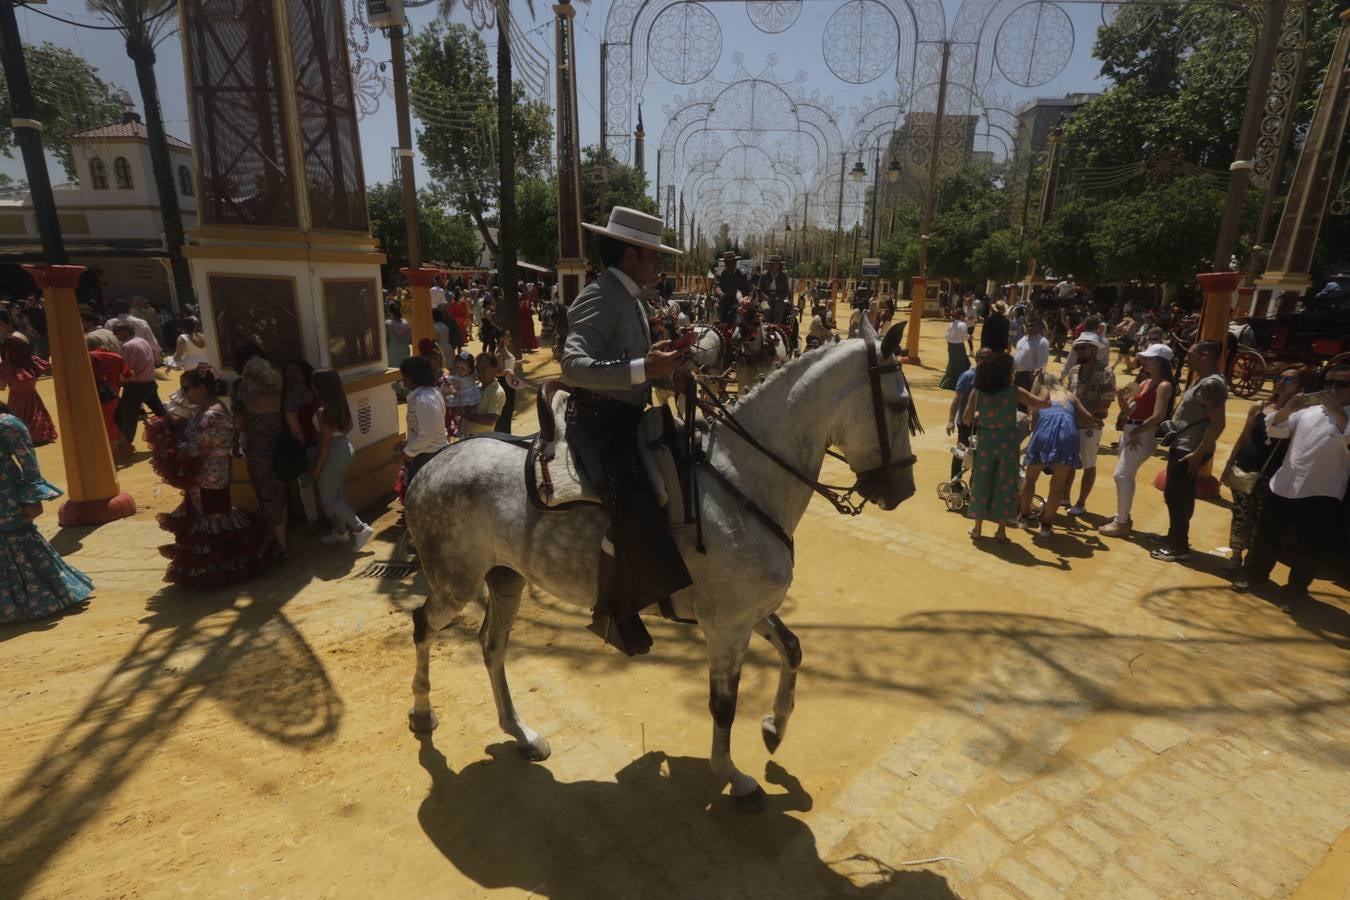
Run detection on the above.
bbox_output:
[404,319,917,808]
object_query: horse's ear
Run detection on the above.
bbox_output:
[881,321,906,358]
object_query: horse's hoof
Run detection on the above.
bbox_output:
[734,785,768,813]
[517,737,552,762]
[408,710,439,734]
[761,716,783,754]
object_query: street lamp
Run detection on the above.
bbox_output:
[850,157,866,182]
[886,156,902,183]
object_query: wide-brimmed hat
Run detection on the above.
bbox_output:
[1136,342,1174,363]
[722,250,738,260]
[582,206,682,254]
[767,254,783,264]
[1072,332,1106,351]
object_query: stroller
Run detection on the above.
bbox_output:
[937,416,1045,520]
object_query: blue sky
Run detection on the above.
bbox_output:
[4,0,1110,201]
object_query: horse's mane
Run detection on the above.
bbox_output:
[734,337,922,436]
[733,339,842,405]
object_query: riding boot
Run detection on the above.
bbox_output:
[587,551,651,656]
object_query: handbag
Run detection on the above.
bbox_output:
[1221,436,1285,496]
[271,432,308,480]
[96,381,117,404]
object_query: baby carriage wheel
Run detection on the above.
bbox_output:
[945,492,967,512]
[937,480,954,500]
[1028,496,1046,521]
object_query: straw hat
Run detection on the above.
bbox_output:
[582,206,682,254]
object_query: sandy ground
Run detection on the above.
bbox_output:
[1,326,1347,900]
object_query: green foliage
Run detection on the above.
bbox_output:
[0,42,126,180]
[1089,175,1227,284]
[368,182,480,267]
[409,22,552,253]
[512,147,658,271]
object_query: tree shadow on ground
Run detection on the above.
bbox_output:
[416,739,956,900]
[0,580,341,897]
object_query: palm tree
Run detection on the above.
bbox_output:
[88,0,193,309]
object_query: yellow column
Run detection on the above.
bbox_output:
[1197,271,1241,376]
[903,275,926,364]
[402,266,437,350]
[22,264,134,525]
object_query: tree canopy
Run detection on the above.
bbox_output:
[0,42,126,180]
[408,22,552,258]
[368,181,480,268]
[514,147,660,271]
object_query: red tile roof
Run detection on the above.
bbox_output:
[68,120,191,151]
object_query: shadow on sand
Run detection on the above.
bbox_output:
[416,738,956,900]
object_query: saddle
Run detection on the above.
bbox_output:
[527,380,685,526]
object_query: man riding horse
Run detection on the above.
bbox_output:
[562,206,692,656]
[758,254,791,325]
[717,251,750,325]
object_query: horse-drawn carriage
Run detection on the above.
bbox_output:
[1224,304,1350,398]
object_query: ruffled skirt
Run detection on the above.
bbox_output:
[158,488,280,588]
[0,522,94,624]
[5,380,56,444]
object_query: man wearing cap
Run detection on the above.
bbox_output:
[562,206,693,655]
[1064,332,1117,517]
[758,255,790,325]
[716,251,750,325]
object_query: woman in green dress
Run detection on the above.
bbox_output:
[938,310,973,390]
[963,352,1048,541]
[0,401,95,624]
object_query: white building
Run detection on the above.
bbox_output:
[0,109,198,310]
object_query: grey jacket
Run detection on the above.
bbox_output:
[561,269,654,408]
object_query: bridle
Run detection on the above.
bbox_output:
[685,333,921,554]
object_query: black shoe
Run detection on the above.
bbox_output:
[1232,572,1254,592]
[1279,586,1310,614]
[1150,546,1191,562]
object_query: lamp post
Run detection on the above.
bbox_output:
[829,150,847,289]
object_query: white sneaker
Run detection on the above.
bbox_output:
[320,531,349,544]
[1066,505,1086,517]
[351,525,375,552]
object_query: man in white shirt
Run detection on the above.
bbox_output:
[1013,318,1050,389]
[429,276,447,310]
[1055,276,1076,301]
[1234,364,1350,604]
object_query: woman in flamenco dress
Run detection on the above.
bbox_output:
[147,365,280,587]
[518,285,540,352]
[0,401,94,625]
[0,310,56,445]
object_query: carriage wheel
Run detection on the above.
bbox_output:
[1028,496,1046,521]
[1228,350,1265,399]
[945,493,966,512]
[937,481,954,500]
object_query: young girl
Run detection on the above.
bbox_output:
[443,349,481,433]
[310,369,375,550]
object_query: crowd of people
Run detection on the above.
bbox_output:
[945,291,1349,612]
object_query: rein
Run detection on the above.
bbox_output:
[684,335,921,552]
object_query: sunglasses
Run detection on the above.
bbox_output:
[1275,375,1299,384]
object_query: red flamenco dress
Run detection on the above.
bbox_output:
[518,290,540,351]
[0,334,56,445]
[147,402,280,588]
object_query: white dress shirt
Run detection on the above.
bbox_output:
[1265,405,1350,501]
[944,320,969,344]
[1013,334,1050,373]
